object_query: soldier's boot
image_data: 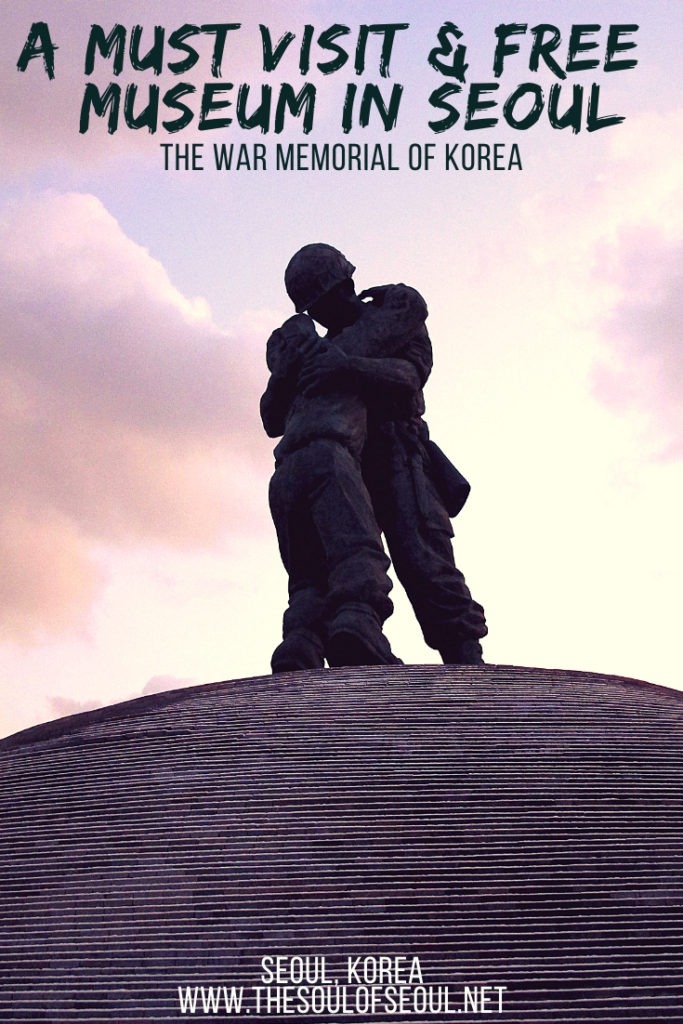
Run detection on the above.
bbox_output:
[439,638,484,665]
[326,605,402,668]
[271,629,325,673]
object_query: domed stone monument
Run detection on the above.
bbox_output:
[1,663,682,1022]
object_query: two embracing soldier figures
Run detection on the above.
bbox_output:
[260,243,487,671]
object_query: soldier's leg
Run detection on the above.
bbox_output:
[304,440,399,666]
[391,522,487,663]
[272,586,327,671]
[368,442,487,663]
[268,460,326,671]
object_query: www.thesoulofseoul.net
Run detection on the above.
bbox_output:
[176,955,507,1016]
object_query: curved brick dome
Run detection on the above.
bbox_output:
[1,664,682,1022]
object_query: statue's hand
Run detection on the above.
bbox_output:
[358,285,391,306]
[299,346,350,395]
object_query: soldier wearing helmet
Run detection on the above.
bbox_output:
[264,243,487,667]
[284,243,356,314]
[261,244,430,671]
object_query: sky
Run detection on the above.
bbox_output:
[1,1,681,738]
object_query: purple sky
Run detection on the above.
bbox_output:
[1,2,681,736]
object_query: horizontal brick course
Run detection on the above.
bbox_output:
[1,665,682,1022]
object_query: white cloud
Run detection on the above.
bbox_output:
[48,694,102,718]
[1,2,260,176]
[142,673,197,696]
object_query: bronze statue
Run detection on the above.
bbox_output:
[261,244,487,671]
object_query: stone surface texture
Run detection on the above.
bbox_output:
[1,664,682,1022]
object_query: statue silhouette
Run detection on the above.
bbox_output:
[261,244,487,670]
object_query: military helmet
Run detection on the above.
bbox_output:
[284,243,355,312]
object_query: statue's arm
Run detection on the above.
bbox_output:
[259,315,317,437]
[301,325,432,400]
[260,371,298,438]
[260,314,323,437]
[345,353,423,398]
[349,318,433,395]
[300,284,432,400]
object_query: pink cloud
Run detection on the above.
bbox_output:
[516,109,683,458]
[0,191,269,640]
[593,231,683,458]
